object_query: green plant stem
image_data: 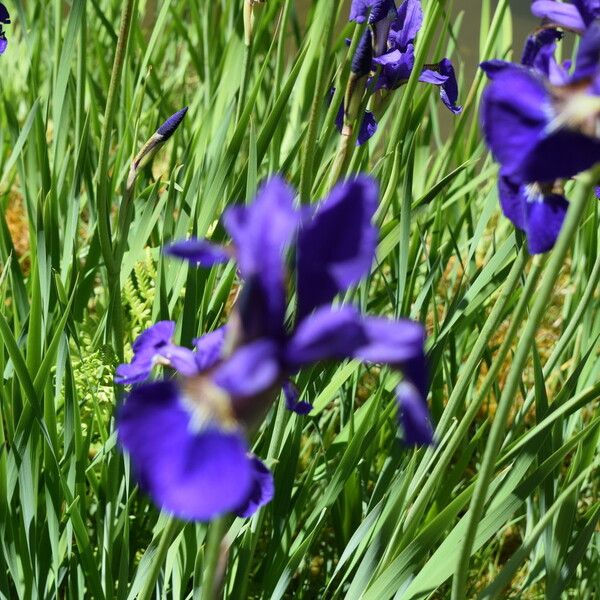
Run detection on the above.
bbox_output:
[299,0,337,202]
[96,0,136,355]
[138,518,182,600]
[451,176,593,600]
[202,517,227,600]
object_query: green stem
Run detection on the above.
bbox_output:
[299,1,337,202]
[202,517,227,600]
[96,0,136,347]
[138,518,182,600]
[451,175,593,600]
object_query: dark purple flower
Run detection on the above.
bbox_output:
[531,0,600,32]
[481,2,600,252]
[341,0,461,145]
[350,0,397,24]
[115,321,197,384]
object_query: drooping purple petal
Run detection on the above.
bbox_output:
[498,175,527,231]
[0,34,7,55]
[164,239,232,267]
[296,177,378,319]
[531,1,586,32]
[234,457,275,517]
[525,192,569,254]
[335,103,379,145]
[396,382,434,445]
[0,3,9,24]
[194,327,227,372]
[117,380,253,521]
[420,59,462,114]
[283,380,313,415]
[520,129,600,182]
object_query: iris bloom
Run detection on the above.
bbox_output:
[116,176,432,521]
[480,18,600,253]
[0,3,10,55]
[340,0,461,145]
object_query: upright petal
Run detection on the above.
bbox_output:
[296,177,378,319]
[224,177,300,338]
[521,28,562,74]
[389,0,423,50]
[480,67,550,179]
[117,381,253,521]
[234,457,275,517]
[531,1,586,32]
[194,327,227,372]
[350,0,396,24]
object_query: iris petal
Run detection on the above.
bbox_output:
[118,381,253,521]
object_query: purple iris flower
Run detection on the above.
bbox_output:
[116,176,432,521]
[531,0,600,34]
[340,0,461,145]
[480,18,600,253]
[0,3,10,55]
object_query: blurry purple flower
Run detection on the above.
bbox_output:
[531,0,600,33]
[0,3,10,55]
[480,22,600,252]
[117,175,432,521]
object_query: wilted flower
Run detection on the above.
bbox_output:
[480,19,600,252]
[339,0,461,145]
[0,3,10,55]
[116,175,432,521]
[126,107,188,190]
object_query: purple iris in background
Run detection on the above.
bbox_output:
[116,175,432,521]
[0,3,10,55]
[480,12,600,253]
[531,0,600,34]
[340,0,461,145]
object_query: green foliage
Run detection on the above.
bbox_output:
[0,0,597,598]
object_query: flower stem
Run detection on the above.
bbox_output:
[96,0,136,358]
[202,516,228,600]
[138,518,182,600]
[299,0,337,202]
[451,175,593,600]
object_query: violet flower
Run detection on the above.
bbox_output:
[0,3,10,55]
[116,176,432,521]
[480,18,600,253]
[531,0,600,34]
[339,0,461,145]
